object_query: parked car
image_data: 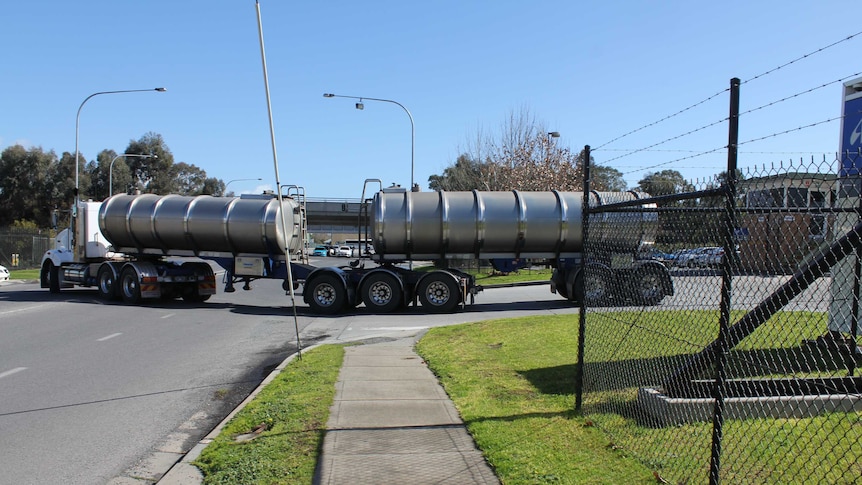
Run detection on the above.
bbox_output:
[0,265,9,281]
[674,248,701,267]
[335,245,353,257]
[312,245,329,257]
[693,247,724,268]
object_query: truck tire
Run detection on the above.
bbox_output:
[97,265,119,301]
[633,266,665,306]
[119,266,142,304]
[579,266,612,306]
[417,272,460,313]
[43,262,60,294]
[360,272,403,313]
[306,273,347,315]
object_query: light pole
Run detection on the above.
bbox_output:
[323,93,415,191]
[73,87,166,251]
[547,131,560,142]
[224,177,263,196]
[75,88,166,198]
[109,153,156,197]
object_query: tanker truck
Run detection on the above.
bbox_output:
[40,186,672,314]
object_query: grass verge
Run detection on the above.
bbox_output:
[9,269,39,280]
[416,315,656,484]
[194,344,345,484]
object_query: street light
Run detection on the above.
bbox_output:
[73,87,166,251]
[547,131,560,142]
[225,177,263,196]
[109,153,156,197]
[323,93,415,192]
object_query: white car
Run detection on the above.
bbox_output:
[335,246,353,257]
[0,265,9,281]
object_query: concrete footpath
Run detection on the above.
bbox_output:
[159,335,499,484]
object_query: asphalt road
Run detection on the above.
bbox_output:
[0,264,581,485]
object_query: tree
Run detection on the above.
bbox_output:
[0,145,61,227]
[636,170,693,200]
[428,154,489,191]
[430,108,589,192]
[172,162,208,195]
[123,132,176,193]
[590,164,627,191]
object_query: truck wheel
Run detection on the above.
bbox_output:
[306,273,347,315]
[97,265,118,300]
[119,267,142,304]
[580,266,612,306]
[634,266,665,306]
[43,262,60,294]
[417,272,460,313]
[634,267,665,306]
[361,272,403,313]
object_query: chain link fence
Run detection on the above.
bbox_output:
[579,153,861,483]
[0,227,52,269]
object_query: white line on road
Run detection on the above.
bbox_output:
[0,367,27,379]
[0,305,46,318]
[97,333,123,342]
[161,313,175,319]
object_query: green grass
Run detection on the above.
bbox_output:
[417,311,862,484]
[416,315,656,484]
[9,269,39,280]
[415,264,553,285]
[194,344,345,484]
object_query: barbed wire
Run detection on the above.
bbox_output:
[742,30,862,85]
[738,115,844,147]
[594,29,862,155]
[599,117,728,165]
[592,89,729,151]
[741,71,862,117]
[620,146,726,177]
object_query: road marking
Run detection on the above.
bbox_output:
[0,367,27,379]
[97,333,123,342]
[0,305,45,318]
[161,313,175,319]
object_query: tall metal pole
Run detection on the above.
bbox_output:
[323,93,415,191]
[256,0,302,357]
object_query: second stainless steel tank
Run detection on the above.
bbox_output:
[371,189,656,260]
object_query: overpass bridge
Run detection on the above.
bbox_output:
[304,198,369,234]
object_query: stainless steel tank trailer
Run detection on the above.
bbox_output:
[40,187,672,314]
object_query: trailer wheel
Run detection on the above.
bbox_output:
[97,265,119,300]
[119,267,142,304]
[306,273,347,315]
[361,272,403,313]
[633,266,665,306]
[417,272,460,313]
[43,262,60,294]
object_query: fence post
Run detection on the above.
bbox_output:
[709,77,740,485]
[574,145,591,412]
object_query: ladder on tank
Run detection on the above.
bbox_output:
[284,185,309,264]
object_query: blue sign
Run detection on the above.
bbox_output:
[840,95,862,176]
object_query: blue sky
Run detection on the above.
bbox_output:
[1,1,859,198]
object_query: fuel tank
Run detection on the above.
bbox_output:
[99,194,302,256]
[371,189,656,260]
